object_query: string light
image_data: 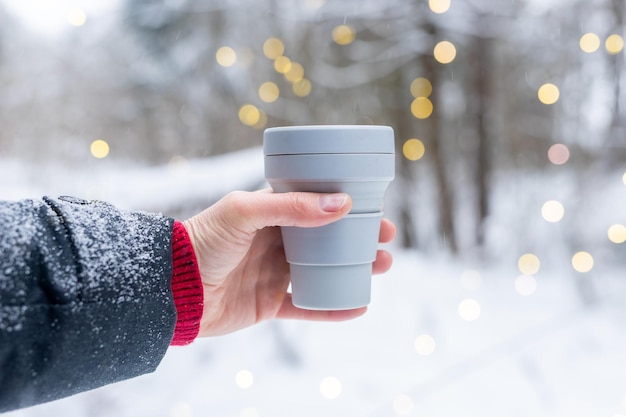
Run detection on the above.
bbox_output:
[515,275,537,296]
[410,77,432,98]
[428,0,451,14]
[460,270,482,291]
[433,41,456,64]
[579,33,600,53]
[541,200,564,223]
[67,7,86,27]
[90,139,109,159]
[518,253,540,275]
[258,82,280,103]
[263,38,285,59]
[239,104,261,126]
[216,46,237,67]
[572,251,594,273]
[253,110,268,130]
[235,370,254,389]
[608,224,626,244]
[293,78,312,97]
[414,334,436,355]
[402,138,425,161]
[538,83,560,105]
[548,143,570,165]
[605,34,625,55]
[285,62,305,83]
[332,25,355,45]
[320,377,342,399]
[392,394,414,415]
[274,56,292,74]
[458,298,481,321]
[411,97,433,119]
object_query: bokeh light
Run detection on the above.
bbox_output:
[67,7,86,27]
[458,298,481,321]
[332,24,356,45]
[393,394,414,415]
[605,34,625,55]
[240,407,259,417]
[548,143,570,165]
[235,369,254,389]
[433,41,456,64]
[258,82,280,103]
[608,224,626,244]
[538,83,560,105]
[402,138,425,161]
[238,104,261,126]
[410,77,432,98]
[320,377,342,399]
[461,269,482,291]
[579,33,600,53]
[572,251,594,273]
[90,139,109,159]
[253,110,268,130]
[293,78,312,97]
[414,334,436,355]
[263,37,285,59]
[285,62,305,83]
[515,275,537,296]
[411,97,433,119]
[518,253,540,275]
[541,200,565,223]
[216,46,237,67]
[274,56,292,74]
[429,0,451,14]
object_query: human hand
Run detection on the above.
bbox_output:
[183,190,396,337]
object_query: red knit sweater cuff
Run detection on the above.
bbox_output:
[170,221,204,346]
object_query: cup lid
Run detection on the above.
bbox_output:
[263,125,394,155]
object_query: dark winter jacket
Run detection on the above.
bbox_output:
[0,196,178,412]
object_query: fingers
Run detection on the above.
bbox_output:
[372,250,393,274]
[217,190,352,233]
[379,218,396,243]
[276,293,367,321]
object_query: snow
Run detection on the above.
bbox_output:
[2,150,626,417]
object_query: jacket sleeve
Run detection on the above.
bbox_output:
[0,196,177,412]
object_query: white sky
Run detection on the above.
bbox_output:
[1,0,120,36]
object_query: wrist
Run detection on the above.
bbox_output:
[170,221,204,346]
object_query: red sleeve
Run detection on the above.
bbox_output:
[170,221,204,346]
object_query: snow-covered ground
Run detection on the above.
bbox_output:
[2,150,626,417]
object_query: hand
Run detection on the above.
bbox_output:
[183,190,396,337]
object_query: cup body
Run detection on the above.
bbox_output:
[263,125,395,310]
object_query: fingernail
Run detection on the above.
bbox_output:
[319,194,348,212]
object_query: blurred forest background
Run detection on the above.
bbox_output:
[0,0,624,259]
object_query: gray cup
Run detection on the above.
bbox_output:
[264,125,395,310]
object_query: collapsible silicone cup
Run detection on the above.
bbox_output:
[264,125,395,310]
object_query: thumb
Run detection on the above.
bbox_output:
[217,190,352,233]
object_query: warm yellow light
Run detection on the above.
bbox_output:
[608,224,626,244]
[518,253,540,275]
[285,62,305,83]
[411,97,433,119]
[67,7,87,27]
[293,78,312,97]
[538,83,560,105]
[320,377,342,399]
[414,334,436,356]
[548,143,570,165]
[458,298,481,321]
[572,251,594,273]
[263,38,285,60]
[433,41,456,64]
[90,139,109,159]
[579,33,600,53]
[515,275,537,296]
[332,24,355,45]
[253,110,268,130]
[429,0,451,14]
[235,369,254,389]
[216,46,237,67]
[410,77,432,98]
[274,56,292,74]
[238,104,260,126]
[606,34,625,55]
[460,270,482,291]
[402,138,425,161]
[258,82,280,103]
[541,200,564,223]
[393,394,414,415]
